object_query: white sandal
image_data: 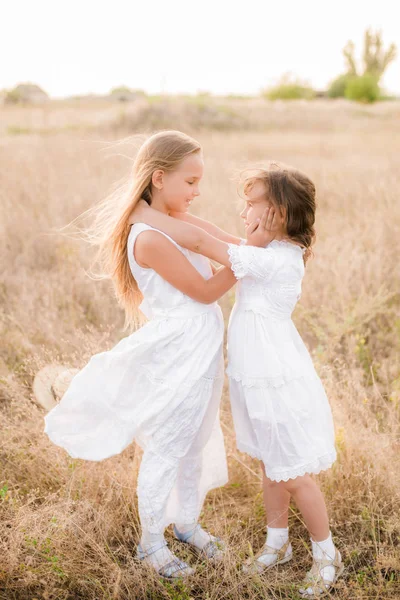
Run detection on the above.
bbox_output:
[299,548,344,597]
[242,540,293,574]
[137,539,195,579]
[173,524,226,562]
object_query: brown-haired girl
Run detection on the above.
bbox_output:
[133,162,343,597]
[44,131,272,579]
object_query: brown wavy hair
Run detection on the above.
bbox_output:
[75,130,202,329]
[240,162,316,262]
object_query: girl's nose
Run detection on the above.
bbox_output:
[240,208,246,219]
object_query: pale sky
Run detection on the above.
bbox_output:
[2,0,399,97]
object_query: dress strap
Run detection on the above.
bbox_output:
[127,223,186,271]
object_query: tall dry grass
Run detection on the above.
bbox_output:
[1,99,400,599]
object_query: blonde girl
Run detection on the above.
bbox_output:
[44,131,270,579]
[133,163,343,597]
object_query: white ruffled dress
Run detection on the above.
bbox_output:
[227,240,337,482]
[45,223,228,532]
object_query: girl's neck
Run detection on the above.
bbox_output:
[273,230,288,241]
[149,194,169,214]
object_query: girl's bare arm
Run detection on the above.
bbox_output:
[134,231,236,304]
[132,202,275,268]
[169,211,242,245]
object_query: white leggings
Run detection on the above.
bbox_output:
[137,448,203,540]
[136,365,225,545]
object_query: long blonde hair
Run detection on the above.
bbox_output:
[80,130,201,329]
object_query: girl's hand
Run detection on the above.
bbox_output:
[246,207,277,247]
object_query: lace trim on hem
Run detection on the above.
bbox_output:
[236,442,337,481]
[227,369,316,389]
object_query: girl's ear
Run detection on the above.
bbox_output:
[279,206,287,224]
[152,169,164,190]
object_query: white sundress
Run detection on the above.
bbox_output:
[226,240,337,482]
[44,223,228,533]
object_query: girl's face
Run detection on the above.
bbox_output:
[240,181,276,228]
[158,152,203,213]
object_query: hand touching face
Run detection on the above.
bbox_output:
[246,206,279,247]
[240,180,284,234]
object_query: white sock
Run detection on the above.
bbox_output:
[175,522,213,551]
[140,531,175,569]
[175,522,197,535]
[257,527,290,567]
[140,530,165,548]
[266,526,289,549]
[311,532,336,584]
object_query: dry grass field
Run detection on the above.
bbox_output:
[1,97,400,599]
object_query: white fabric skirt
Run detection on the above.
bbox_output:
[44,304,228,526]
[228,306,337,482]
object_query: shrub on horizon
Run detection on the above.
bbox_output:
[327,74,353,98]
[344,74,380,103]
[263,75,316,100]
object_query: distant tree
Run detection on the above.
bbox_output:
[345,74,380,103]
[363,29,397,80]
[343,41,358,76]
[343,29,396,81]
[329,29,396,101]
[327,74,353,98]
[109,86,146,102]
[110,86,132,95]
[4,83,49,104]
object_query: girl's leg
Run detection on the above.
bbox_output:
[137,449,177,543]
[174,454,203,531]
[174,454,222,553]
[256,465,292,567]
[174,374,226,554]
[137,448,188,571]
[262,463,290,528]
[283,474,329,542]
[284,475,338,593]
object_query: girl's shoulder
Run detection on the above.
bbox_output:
[128,222,154,250]
[129,222,153,235]
[129,222,183,253]
[267,240,305,279]
[268,239,306,255]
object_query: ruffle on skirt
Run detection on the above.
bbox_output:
[229,375,337,482]
[227,306,337,481]
[227,305,317,388]
[44,307,225,462]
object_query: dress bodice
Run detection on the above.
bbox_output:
[127,223,216,320]
[227,240,315,388]
[228,240,305,320]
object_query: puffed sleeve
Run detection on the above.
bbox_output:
[227,243,277,281]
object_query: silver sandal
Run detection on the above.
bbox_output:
[173,524,226,562]
[137,539,195,579]
[242,540,293,574]
[299,548,344,597]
